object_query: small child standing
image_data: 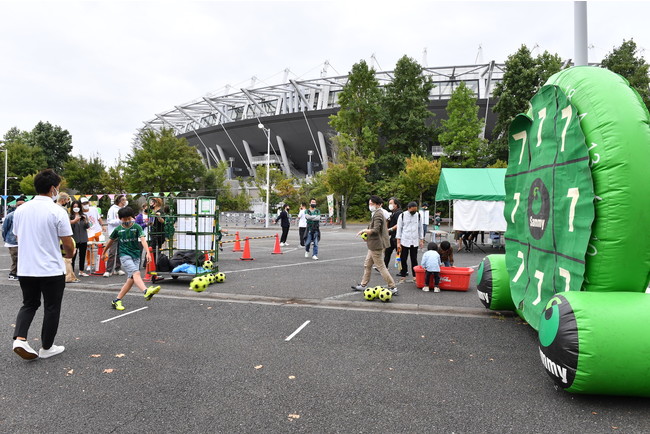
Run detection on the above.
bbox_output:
[420,242,442,292]
[102,206,160,311]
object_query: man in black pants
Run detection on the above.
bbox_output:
[383,197,402,270]
[396,201,424,284]
[12,169,75,360]
[275,204,291,246]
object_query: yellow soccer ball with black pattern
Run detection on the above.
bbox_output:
[378,288,392,302]
[363,287,376,301]
[203,260,214,270]
[190,276,208,292]
[360,232,368,241]
[214,272,226,283]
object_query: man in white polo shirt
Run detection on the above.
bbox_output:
[11,169,75,360]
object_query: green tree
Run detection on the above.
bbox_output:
[253,164,287,213]
[378,55,435,176]
[439,82,487,168]
[19,174,36,195]
[63,154,107,194]
[1,142,48,194]
[329,60,383,157]
[3,127,30,144]
[125,128,206,193]
[28,121,73,173]
[601,39,650,110]
[398,155,441,206]
[322,136,370,229]
[492,45,562,161]
[102,159,128,193]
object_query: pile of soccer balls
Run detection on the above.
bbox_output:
[363,286,392,302]
[189,260,226,292]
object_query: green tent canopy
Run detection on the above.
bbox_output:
[435,168,506,201]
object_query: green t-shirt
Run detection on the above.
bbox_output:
[110,223,144,260]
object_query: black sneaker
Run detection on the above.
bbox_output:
[8,274,17,280]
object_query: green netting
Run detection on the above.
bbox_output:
[504,85,595,330]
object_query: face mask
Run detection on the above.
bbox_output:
[124,200,129,206]
[82,205,89,211]
[410,210,416,215]
[310,204,316,208]
[369,205,376,212]
[52,187,59,202]
[121,220,134,228]
[388,204,394,211]
[73,207,80,213]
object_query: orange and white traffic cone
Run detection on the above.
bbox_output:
[144,247,157,282]
[240,237,254,261]
[272,233,283,254]
[93,243,107,276]
[232,231,243,252]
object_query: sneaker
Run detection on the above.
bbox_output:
[434,287,440,293]
[8,274,17,280]
[351,284,366,291]
[13,339,38,360]
[284,242,289,246]
[144,285,161,301]
[117,270,126,276]
[305,251,310,258]
[79,272,89,277]
[103,272,110,278]
[397,277,406,285]
[39,344,65,359]
[112,299,125,311]
[312,255,318,260]
[389,288,399,296]
[422,286,430,292]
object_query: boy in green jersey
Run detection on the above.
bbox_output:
[102,206,160,311]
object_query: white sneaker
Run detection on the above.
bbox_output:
[284,242,289,246]
[312,255,318,260]
[305,251,310,258]
[13,339,38,360]
[103,272,110,278]
[39,344,65,359]
[117,270,126,276]
[280,242,285,246]
[422,286,430,292]
[434,287,440,293]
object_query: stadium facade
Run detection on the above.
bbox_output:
[140,62,505,178]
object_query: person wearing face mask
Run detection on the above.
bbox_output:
[11,169,75,360]
[395,201,425,284]
[104,195,127,277]
[56,192,71,208]
[69,200,90,278]
[352,195,398,294]
[297,203,308,247]
[383,197,402,270]
[102,207,159,311]
[81,197,104,273]
[147,197,166,264]
[274,204,291,246]
[419,202,430,241]
[304,198,320,260]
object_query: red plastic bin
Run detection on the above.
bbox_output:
[414,265,474,291]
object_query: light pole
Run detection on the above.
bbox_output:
[258,123,271,228]
[307,150,313,177]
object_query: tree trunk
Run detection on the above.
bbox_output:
[341,204,347,229]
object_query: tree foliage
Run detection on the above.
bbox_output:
[601,39,650,110]
[2,142,48,194]
[63,155,108,194]
[492,45,562,161]
[28,121,73,173]
[125,128,207,193]
[398,155,441,206]
[102,159,128,193]
[439,82,487,168]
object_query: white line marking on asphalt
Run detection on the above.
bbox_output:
[222,255,365,274]
[285,320,310,341]
[101,307,148,323]
[325,292,358,300]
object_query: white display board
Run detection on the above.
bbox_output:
[175,198,216,250]
[452,199,507,232]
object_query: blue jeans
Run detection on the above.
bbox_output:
[305,231,319,256]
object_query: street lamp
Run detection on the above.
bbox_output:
[228,157,235,180]
[258,123,271,228]
[307,150,314,177]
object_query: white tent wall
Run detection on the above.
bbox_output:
[452,199,507,231]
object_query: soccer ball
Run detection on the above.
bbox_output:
[378,288,392,302]
[206,273,216,284]
[203,260,214,270]
[360,232,368,241]
[214,272,226,283]
[190,276,208,292]
[363,287,376,301]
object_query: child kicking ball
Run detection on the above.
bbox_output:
[103,206,160,310]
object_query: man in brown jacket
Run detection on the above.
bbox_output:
[352,195,398,295]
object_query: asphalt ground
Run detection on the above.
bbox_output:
[1,225,649,433]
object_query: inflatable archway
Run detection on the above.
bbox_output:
[477,67,650,396]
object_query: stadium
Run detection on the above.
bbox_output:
[140,61,505,179]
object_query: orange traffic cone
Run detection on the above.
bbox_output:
[144,247,157,282]
[232,231,243,252]
[272,233,283,254]
[93,243,107,276]
[240,237,254,261]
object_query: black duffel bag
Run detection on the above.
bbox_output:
[169,250,206,269]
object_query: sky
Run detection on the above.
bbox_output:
[1,0,649,167]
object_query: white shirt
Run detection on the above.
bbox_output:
[298,209,307,228]
[85,205,102,234]
[107,204,121,234]
[396,211,423,247]
[419,209,430,225]
[13,195,73,276]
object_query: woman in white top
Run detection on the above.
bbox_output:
[297,203,308,247]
